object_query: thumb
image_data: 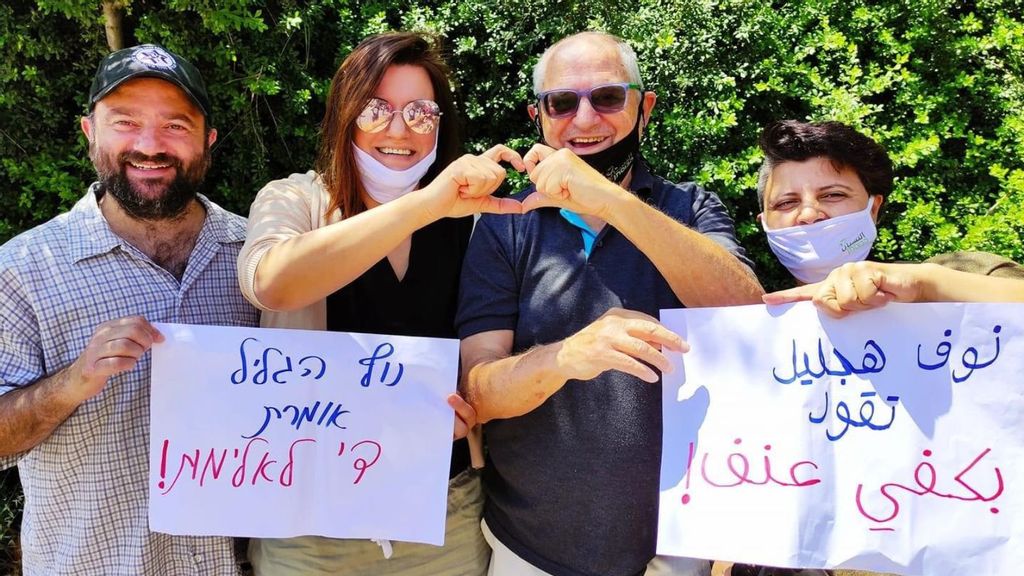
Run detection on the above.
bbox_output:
[867,290,896,308]
[520,191,561,213]
[477,196,524,215]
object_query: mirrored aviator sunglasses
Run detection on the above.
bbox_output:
[537,82,641,119]
[356,98,442,134]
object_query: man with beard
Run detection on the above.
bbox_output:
[0,44,258,575]
[456,32,764,576]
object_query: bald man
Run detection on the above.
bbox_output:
[457,31,763,576]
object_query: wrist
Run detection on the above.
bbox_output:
[913,262,948,302]
[601,188,642,229]
[396,189,440,228]
[56,361,101,407]
[549,338,583,382]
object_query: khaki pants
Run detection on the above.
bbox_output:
[251,468,489,576]
[481,518,711,576]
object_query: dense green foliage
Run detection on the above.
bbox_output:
[1,0,1022,569]
[0,469,21,572]
[3,0,1023,282]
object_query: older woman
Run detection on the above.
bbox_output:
[238,32,523,575]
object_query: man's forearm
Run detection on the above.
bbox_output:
[463,342,568,424]
[0,367,84,457]
[608,197,764,307]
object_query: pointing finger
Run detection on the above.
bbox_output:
[762,284,818,305]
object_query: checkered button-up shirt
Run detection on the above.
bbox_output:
[0,187,259,575]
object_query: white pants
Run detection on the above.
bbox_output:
[482,518,711,576]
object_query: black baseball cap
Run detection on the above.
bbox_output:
[88,44,212,120]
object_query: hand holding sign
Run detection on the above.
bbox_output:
[556,308,688,383]
[763,261,930,318]
[449,393,476,440]
[70,316,164,401]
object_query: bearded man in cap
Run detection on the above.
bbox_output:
[0,44,258,575]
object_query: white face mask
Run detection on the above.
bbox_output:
[352,139,438,204]
[763,197,877,284]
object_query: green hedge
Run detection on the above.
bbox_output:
[1,0,1022,568]
[3,0,1022,285]
[0,468,21,573]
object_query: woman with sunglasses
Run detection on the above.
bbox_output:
[238,32,521,576]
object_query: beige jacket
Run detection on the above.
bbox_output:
[237,170,341,329]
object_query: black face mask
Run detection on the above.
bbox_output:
[535,101,644,183]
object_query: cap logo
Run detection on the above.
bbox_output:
[132,46,177,70]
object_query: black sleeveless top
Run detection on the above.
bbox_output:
[326,215,474,478]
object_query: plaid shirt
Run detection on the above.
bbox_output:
[0,187,259,575]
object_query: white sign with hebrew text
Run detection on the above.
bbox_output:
[149,323,458,545]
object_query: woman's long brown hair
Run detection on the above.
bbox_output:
[317,32,461,219]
